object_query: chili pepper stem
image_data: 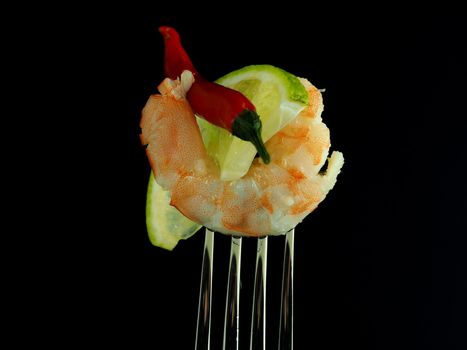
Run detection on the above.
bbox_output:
[231,110,271,164]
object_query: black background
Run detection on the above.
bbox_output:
[23,5,466,350]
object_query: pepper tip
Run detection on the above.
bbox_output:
[159,26,178,40]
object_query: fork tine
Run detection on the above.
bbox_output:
[278,229,295,350]
[195,228,214,350]
[223,236,242,350]
[250,236,268,350]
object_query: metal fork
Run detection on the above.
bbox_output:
[194,228,294,350]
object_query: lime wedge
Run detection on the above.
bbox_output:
[146,172,201,250]
[196,64,309,181]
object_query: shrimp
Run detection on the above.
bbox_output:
[140,71,344,237]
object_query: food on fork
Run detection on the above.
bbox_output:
[141,27,344,244]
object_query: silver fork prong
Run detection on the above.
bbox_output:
[278,229,295,350]
[223,236,242,350]
[250,236,268,350]
[195,228,214,350]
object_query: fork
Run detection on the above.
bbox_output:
[194,228,294,350]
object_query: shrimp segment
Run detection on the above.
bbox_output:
[141,71,344,236]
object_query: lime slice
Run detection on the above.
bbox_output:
[146,172,201,250]
[196,64,309,181]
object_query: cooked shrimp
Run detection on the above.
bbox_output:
[140,71,344,237]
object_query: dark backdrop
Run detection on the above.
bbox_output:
[29,5,466,350]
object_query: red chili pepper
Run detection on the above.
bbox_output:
[159,26,270,164]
